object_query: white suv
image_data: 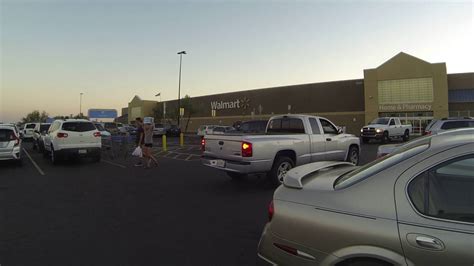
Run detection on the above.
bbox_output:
[43,119,102,164]
[23,122,39,139]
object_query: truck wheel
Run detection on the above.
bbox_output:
[402,130,409,142]
[362,137,369,144]
[381,131,390,144]
[227,172,246,180]
[268,156,294,186]
[346,146,359,165]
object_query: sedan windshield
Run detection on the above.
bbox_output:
[370,118,389,125]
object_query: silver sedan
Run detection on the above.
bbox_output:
[258,128,474,266]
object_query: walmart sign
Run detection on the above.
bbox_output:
[88,109,118,119]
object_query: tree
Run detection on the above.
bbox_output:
[21,110,49,123]
[152,104,164,122]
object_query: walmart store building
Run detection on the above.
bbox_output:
[126,52,473,135]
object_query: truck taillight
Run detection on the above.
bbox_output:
[242,141,252,157]
[268,200,274,221]
[94,132,101,137]
[57,132,68,138]
[424,131,431,136]
[201,138,206,151]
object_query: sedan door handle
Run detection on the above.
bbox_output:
[326,138,332,141]
[415,236,444,250]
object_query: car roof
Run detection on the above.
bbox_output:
[429,128,474,148]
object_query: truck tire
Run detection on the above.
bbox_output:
[402,130,409,142]
[268,156,294,186]
[227,172,246,180]
[381,131,390,144]
[362,137,369,144]
[346,145,360,165]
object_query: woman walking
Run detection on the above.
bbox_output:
[143,122,159,168]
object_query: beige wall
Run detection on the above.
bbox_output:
[128,96,158,123]
[364,52,449,124]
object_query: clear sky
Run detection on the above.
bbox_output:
[1,0,473,122]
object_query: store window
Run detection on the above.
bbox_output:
[378,78,434,104]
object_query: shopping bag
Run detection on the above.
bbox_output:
[132,146,143,157]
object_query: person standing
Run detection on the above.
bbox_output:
[134,117,144,167]
[143,122,159,168]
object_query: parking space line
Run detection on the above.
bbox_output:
[185,154,193,161]
[22,148,45,176]
[102,160,127,169]
[173,154,180,159]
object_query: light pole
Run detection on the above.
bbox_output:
[155,92,163,122]
[79,92,84,117]
[177,50,186,128]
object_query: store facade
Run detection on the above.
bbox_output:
[124,52,473,134]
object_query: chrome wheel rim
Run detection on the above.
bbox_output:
[350,150,359,165]
[277,162,292,183]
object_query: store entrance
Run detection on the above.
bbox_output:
[379,112,434,136]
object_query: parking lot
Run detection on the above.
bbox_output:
[1,136,381,266]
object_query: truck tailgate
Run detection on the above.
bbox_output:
[204,135,243,161]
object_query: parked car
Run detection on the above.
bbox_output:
[235,120,268,134]
[103,122,120,134]
[32,123,51,152]
[211,126,234,135]
[43,119,101,164]
[115,122,127,134]
[123,125,137,135]
[258,128,474,266]
[0,124,22,164]
[93,123,112,142]
[166,125,181,137]
[201,115,360,184]
[197,125,218,136]
[153,123,166,136]
[22,122,39,139]
[361,117,412,143]
[423,117,474,135]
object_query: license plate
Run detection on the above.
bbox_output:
[210,159,225,168]
[78,149,87,154]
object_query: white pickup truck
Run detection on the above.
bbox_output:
[360,117,412,143]
[201,115,360,185]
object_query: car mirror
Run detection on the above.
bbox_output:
[337,127,343,134]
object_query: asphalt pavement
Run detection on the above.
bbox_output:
[0,138,382,266]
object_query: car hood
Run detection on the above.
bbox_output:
[365,124,386,128]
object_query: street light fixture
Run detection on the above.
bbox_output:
[177,50,186,128]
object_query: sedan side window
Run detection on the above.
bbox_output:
[408,155,474,223]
